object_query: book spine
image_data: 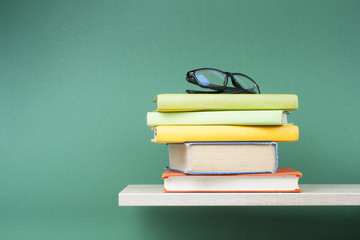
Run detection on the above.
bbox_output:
[156,94,298,112]
[147,110,285,126]
[152,125,299,143]
[166,142,278,175]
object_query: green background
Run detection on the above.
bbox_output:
[1,0,360,239]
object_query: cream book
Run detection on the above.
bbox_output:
[167,142,278,174]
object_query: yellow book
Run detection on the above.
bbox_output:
[152,125,299,143]
[154,94,298,112]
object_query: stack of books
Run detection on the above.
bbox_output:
[147,94,302,193]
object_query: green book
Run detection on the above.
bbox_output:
[147,110,289,126]
[154,94,298,112]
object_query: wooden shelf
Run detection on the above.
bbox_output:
[118,184,360,206]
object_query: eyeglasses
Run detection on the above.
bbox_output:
[186,68,260,94]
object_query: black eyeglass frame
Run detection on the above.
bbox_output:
[186,68,261,94]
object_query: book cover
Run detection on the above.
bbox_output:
[152,125,299,143]
[154,94,298,112]
[162,168,302,193]
[167,142,278,174]
[147,110,289,126]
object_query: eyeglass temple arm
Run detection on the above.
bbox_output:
[186,89,224,94]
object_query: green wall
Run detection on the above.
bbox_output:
[1,0,360,239]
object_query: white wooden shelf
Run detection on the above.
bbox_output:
[118,184,360,206]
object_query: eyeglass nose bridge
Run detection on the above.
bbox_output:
[224,72,235,79]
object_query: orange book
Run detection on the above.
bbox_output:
[162,168,302,193]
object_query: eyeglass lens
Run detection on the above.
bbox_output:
[194,69,226,87]
[232,74,259,93]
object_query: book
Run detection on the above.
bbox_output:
[167,142,278,174]
[162,168,302,192]
[147,110,289,126]
[154,94,298,112]
[152,125,299,143]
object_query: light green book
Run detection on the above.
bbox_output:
[154,94,298,112]
[147,110,289,126]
